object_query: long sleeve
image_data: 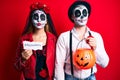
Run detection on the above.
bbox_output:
[14,37,28,71]
[95,33,109,68]
[54,34,67,80]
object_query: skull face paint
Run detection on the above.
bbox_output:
[73,5,89,26]
[32,10,47,29]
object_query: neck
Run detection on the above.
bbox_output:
[74,25,87,34]
[33,28,46,36]
[32,28,47,44]
[74,25,87,40]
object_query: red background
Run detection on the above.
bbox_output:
[0,0,120,80]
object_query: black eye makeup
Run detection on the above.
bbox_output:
[40,14,45,21]
[33,13,39,20]
[74,9,88,18]
[82,9,87,17]
[75,10,81,17]
[33,13,46,21]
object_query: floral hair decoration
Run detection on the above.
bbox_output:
[30,2,49,14]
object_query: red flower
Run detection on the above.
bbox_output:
[30,2,49,14]
[39,69,48,78]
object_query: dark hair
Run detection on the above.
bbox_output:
[68,0,91,22]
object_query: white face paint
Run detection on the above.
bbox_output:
[32,10,47,29]
[73,5,89,26]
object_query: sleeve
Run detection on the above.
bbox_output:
[95,33,109,68]
[14,37,28,71]
[54,34,66,80]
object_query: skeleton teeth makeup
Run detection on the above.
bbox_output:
[73,5,89,26]
[32,10,47,29]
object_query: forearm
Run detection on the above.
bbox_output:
[54,62,65,80]
[95,49,109,68]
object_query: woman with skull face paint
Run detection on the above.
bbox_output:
[54,1,109,80]
[14,2,57,80]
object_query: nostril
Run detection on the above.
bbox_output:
[81,16,84,19]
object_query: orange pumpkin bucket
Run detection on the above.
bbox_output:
[73,48,96,69]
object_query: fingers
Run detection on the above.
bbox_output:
[86,37,96,50]
[89,38,96,45]
[22,50,33,60]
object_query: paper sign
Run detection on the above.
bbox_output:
[23,41,43,50]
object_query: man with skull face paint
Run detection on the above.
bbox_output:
[54,1,109,80]
[14,2,57,80]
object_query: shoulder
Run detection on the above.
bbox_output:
[46,32,57,40]
[59,31,70,38]
[57,31,70,43]
[90,31,103,40]
[90,30,101,36]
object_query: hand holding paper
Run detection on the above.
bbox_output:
[22,41,43,60]
[21,49,33,60]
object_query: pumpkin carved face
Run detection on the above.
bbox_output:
[73,48,96,69]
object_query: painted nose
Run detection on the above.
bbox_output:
[37,18,41,22]
[81,16,84,19]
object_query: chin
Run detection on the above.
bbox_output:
[76,24,86,27]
